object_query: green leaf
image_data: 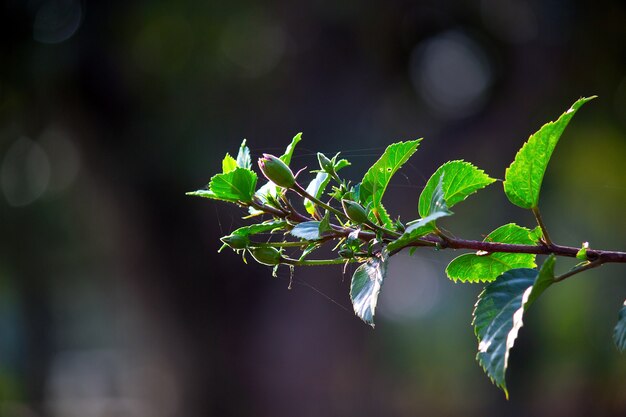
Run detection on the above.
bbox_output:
[280,132,302,165]
[299,243,320,261]
[387,175,452,253]
[446,224,539,282]
[503,97,596,209]
[188,168,257,203]
[334,158,351,171]
[290,221,322,240]
[222,153,238,173]
[614,302,626,352]
[418,160,495,217]
[236,139,252,169]
[576,242,589,261]
[350,250,389,327]
[359,139,422,227]
[473,257,555,397]
[525,255,555,308]
[232,221,287,237]
[319,211,332,234]
[529,226,543,242]
[304,172,330,215]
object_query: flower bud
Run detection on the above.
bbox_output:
[258,154,296,188]
[317,152,333,173]
[220,234,249,250]
[341,199,370,224]
[249,246,283,266]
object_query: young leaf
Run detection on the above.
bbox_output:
[473,257,555,398]
[503,96,596,209]
[236,139,252,169]
[613,302,626,352]
[446,224,539,282]
[576,242,589,261]
[359,139,422,227]
[291,221,323,240]
[279,132,302,165]
[319,211,332,234]
[350,250,389,327]
[222,153,238,173]
[188,168,257,203]
[418,160,495,218]
[387,175,452,253]
[304,172,331,215]
[299,243,320,261]
[231,221,287,237]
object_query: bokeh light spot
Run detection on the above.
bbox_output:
[33,0,83,44]
[1,137,50,206]
[219,11,287,78]
[410,30,493,119]
[39,128,81,194]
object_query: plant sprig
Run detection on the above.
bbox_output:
[187,96,626,397]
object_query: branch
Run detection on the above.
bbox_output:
[417,235,626,264]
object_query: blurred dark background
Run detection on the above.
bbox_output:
[1,0,625,416]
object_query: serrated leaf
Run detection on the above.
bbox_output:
[387,175,452,253]
[529,226,543,242]
[359,139,422,227]
[188,168,257,203]
[446,224,539,282]
[231,221,287,237]
[418,160,495,217]
[290,221,322,240]
[236,139,252,169]
[280,132,302,165]
[504,97,596,209]
[210,168,257,202]
[614,303,626,352]
[473,258,555,397]
[350,250,389,327]
[222,153,238,173]
[304,172,331,215]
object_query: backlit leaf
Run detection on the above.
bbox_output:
[504,97,595,209]
[188,168,257,203]
[280,132,302,165]
[350,250,389,327]
[446,224,539,282]
[304,172,330,215]
[236,139,252,169]
[231,221,287,237]
[473,257,555,398]
[387,175,452,253]
[222,153,237,173]
[419,160,495,218]
[359,140,422,227]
